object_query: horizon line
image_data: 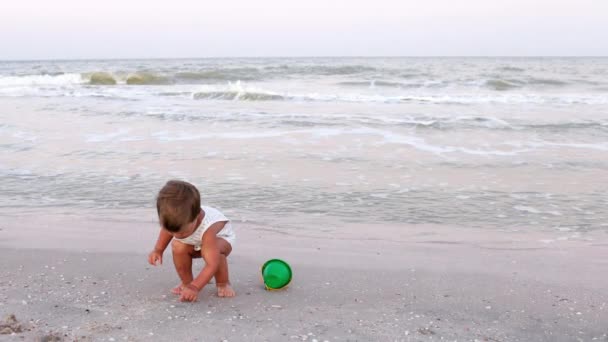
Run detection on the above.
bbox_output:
[1,55,607,62]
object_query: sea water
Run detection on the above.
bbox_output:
[1,57,607,232]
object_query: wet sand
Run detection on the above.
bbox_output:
[0,211,607,341]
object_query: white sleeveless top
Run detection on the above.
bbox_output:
[174,206,236,251]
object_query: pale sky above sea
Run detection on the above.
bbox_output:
[1,0,607,60]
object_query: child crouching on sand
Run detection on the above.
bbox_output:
[147,180,236,302]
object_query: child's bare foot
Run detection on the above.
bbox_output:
[171,284,185,295]
[217,283,235,297]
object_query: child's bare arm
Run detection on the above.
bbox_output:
[148,228,173,265]
[154,228,173,252]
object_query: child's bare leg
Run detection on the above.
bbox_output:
[171,240,199,295]
[215,238,235,297]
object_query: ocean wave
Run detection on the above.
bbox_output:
[432,116,513,129]
[2,79,607,105]
[382,116,507,130]
[505,140,608,152]
[125,72,172,85]
[0,67,597,92]
[353,115,608,132]
[400,72,432,79]
[401,116,608,132]
[190,85,406,103]
[86,65,379,84]
[0,69,262,87]
[121,108,608,134]
[523,121,608,131]
[398,94,608,105]
[336,76,579,91]
[157,91,193,97]
[192,90,285,101]
[0,73,85,86]
[483,77,570,90]
[155,83,608,104]
[484,79,523,91]
[337,80,416,88]
[89,72,117,85]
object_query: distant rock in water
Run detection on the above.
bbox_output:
[126,72,170,85]
[89,72,116,85]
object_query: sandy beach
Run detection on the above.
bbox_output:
[1,209,607,341]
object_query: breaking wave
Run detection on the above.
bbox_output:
[0,73,86,86]
[192,90,285,101]
[0,68,595,92]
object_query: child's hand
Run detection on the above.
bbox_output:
[147,250,163,266]
[179,284,200,302]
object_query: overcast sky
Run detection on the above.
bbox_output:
[1,0,607,59]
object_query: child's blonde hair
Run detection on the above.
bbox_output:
[156,180,201,232]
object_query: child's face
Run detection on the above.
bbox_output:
[170,218,197,239]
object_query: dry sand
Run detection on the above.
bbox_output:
[0,210,607,341]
